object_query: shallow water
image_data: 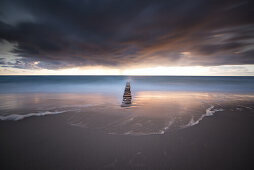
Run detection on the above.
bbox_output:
[1,76,254,135]
[1,91,254,135]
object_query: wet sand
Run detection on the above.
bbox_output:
[1,103,254,170]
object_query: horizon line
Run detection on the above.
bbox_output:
[0,74,253,76]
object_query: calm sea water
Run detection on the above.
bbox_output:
[0,76,254,94]
[0,76,254,135]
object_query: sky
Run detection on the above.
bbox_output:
[0,0,254,75]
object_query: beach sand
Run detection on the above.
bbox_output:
[1,102,254,170]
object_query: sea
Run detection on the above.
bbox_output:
[0,76,254,135]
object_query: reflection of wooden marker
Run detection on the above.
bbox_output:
[121,81,132,107]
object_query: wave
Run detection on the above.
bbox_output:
[184,106,224,127]
[0,104,96,121]
[108,119,175,136]
[0,110,70,121]
[123,130,165,136]
[238,105,253,110]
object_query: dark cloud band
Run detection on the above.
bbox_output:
[0,0,254,69]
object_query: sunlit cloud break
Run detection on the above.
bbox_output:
[1,64,254,76]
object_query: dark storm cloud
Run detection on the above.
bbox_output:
[0,58,5,65]
[0,0,254,69]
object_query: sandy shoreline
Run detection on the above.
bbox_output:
[1,103,254,170]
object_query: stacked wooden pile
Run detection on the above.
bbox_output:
[122,82,132,106]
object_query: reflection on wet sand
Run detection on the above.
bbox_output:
[68,91,254,135]
[0,92,254,135]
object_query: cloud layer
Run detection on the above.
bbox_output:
[0,0,254,69]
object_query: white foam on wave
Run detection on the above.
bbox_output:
[0,110,72,121]
[123,130,165,136]
[238,105,254,110]
[0,104,95,121]
[113,119,175,136]
[69,122,87,128]
[184,106,224,128]
[236,108,243,111]
[160,119,175,134]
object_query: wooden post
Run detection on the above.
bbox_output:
[121,81,132,106]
